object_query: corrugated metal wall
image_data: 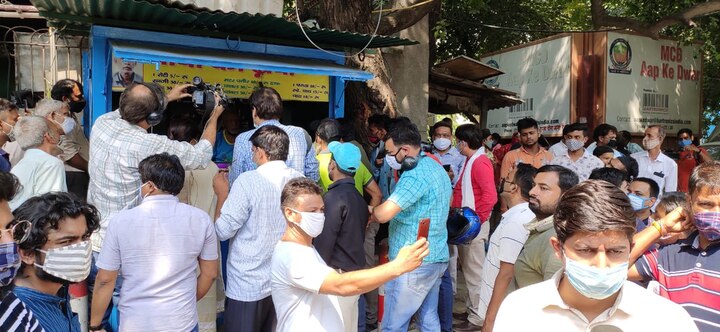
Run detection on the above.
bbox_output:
[175,0,283,16]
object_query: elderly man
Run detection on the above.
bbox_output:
[90,153,218,332]
[0,99,22,166]
[51,79,91,201]
[229,87,319,185]
[87,82,224,329]
[631,125,678,196]
[213,125,303,332]
[9,116,66,210]
[12,192,100,332]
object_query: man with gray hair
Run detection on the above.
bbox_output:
[631,125,677,196]
[33,99,71,138]
[9,116,66,209]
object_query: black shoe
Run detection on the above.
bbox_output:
[453,320,482,332]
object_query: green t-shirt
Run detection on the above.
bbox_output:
[316,152,372,194]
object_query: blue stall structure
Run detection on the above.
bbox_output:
[30,0,417,132]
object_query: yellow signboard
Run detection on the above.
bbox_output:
[111,60,329,102]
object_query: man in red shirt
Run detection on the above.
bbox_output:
[676,128,712,193]
[451,124,498,331]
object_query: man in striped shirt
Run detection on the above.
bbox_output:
[629,161,720,331]
[11,193,99,332]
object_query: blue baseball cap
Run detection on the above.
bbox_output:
[328,141,361,173]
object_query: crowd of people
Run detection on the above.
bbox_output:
[0,79,717,332]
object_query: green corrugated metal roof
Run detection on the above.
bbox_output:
[30,0,417,50]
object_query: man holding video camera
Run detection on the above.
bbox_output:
[87,82,224,329]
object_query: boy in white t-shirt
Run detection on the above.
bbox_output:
[271,178,429,332]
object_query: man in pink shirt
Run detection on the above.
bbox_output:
[451,124,498,331]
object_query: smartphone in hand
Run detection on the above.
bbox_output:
[417,218,430,240]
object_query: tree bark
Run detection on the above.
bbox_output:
[591,0,720,38]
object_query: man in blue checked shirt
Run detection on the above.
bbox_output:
[229,87,319,185]
[368,123,452,331]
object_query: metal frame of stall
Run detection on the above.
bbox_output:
[84,25,373,134]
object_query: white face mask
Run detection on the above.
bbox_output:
[289,208,325,238]
[385,154,402,170]
[433,138,452,151]
[643,137,660,150]
[138,182,151,201]
[35,240,92,283]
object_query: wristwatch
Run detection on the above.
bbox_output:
[89,325,104,331]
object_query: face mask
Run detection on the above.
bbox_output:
[694,211,720,241]
[433,138,451,151]
[564,254,628,300]
[68,100,87,113]
[1,120,13,136]
[35,240,92,283]
[0,242,21,287]
[58,116,75,135]
[385,154,402,170]
[607,139,618,148]
[289,208,325,238]
[484,140,494,149]
[627,193,652,211]
[643,137,660,150]
[138,182,151,201]
[564,139,585,152]
[679,139,692,148]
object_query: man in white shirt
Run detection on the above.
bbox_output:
[0,99,22,166]
[87,82,224,329]
[495,180,697,331]
[9,116,66,210]
[212,125,303,332]
[551,123,604,181]
[631,125,678,195]
[90,153,218,332]
[478,163,537,332]
[271,177,429,332]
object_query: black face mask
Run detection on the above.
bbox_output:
[68,99,87,113]
[607,139,617,148]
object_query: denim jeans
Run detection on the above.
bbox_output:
[438,268,454,332]
[382,262,447,331]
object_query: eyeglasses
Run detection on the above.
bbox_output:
[1,220,31,244]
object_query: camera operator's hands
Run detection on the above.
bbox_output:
[166,84,193,102]
[209,92,226,119]
[391,238,429,274]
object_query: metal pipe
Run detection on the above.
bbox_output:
[0,5,39,12]
[0,12,41,19]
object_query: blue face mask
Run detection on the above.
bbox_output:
[627,193,652,211]
[564,254,628,300]
[678,139,692,148]
[0,242,21,287]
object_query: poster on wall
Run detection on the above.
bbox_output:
[481,35,572,138]
[605,32,702,135]
[110,57,330,102]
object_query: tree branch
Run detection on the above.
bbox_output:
[591,0,720,38]
[377,0,439,35]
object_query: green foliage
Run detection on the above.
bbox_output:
[435,0,719,137]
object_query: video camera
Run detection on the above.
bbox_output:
[188,76,228,115]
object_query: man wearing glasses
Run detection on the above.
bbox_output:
[0,171,41,331]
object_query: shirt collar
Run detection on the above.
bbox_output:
[519,146,548,157]
[525,215,554,232]
[545,270,637,318]
[502,202,530,219]
[433,146,460,156]
[258,119,281,128]
[14,286,66,305]
[111,109,148,133]
[257,160,288,172]
[141,194,179,203]
[328,177,355,190]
